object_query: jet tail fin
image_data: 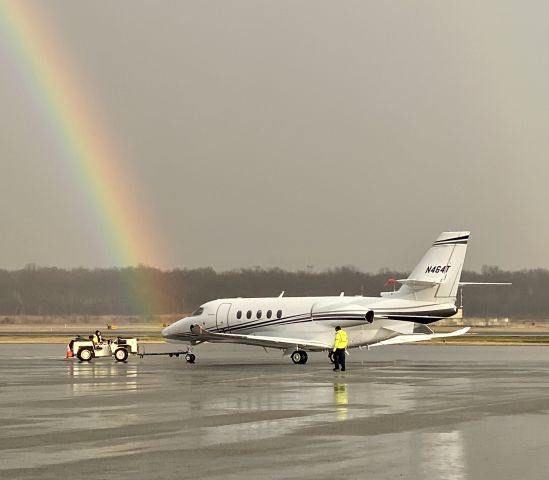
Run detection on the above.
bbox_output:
[392,231,470,303]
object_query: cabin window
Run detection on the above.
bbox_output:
[236,310,242,319]
[277,309,282,319]
[192,307,204,316]
[267,310,272,319]
[247,310,252,319]
[257,310,262,319]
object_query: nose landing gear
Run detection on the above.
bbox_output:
[185,353,196,363]
[291,350,308,365]
[140,347,196,363]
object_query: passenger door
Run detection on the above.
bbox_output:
[216,303,232,331]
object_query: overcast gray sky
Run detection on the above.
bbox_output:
[0,1,548,272]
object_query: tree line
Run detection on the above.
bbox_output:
[0,264,544,318]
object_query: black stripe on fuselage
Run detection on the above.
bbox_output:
[213,312,310,333]
[386,315,443,324]
[219,311,309,331]
[225,308,456,333]
[223,301,442,332]
[385,307,458,324]
[224,307,376,333]
[225,302,442,332]
[227,309,378,333]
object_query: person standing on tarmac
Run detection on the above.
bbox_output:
[333,326,348,371]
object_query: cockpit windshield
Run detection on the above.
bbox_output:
[191,307,204,316]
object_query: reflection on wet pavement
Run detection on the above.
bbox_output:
[1,344,549,479]
[333,383,348,421]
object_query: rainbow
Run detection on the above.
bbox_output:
[0,2,162,269]
[0,2,167,313]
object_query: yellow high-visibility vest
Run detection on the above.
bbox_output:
[333,330,348,350]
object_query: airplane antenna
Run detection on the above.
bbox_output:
[279,291,285,297]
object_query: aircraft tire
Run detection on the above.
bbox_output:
[291,351,304,364]
[114,348,129,362]
[298,351,308,364]
[328,351,335,364]
[77,347,94,362]
[185,353,196,363]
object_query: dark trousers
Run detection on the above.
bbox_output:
[334,348,346,370]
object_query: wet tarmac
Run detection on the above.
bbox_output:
[1,343,549,480]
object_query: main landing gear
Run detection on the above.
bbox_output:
[291,350,308,365]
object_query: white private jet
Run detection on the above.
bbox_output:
[162,231,477,365]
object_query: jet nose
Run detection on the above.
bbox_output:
[162,318,188,339]
[161,324,172,338]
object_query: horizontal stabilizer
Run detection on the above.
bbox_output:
[397,278,442,288]
[370,327,470,347]
[459,282,512,286]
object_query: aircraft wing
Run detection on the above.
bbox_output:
[369,327,470,347]
[190,325,331,351]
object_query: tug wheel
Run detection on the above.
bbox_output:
[114,348,129,362]
[77,348,94,362]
